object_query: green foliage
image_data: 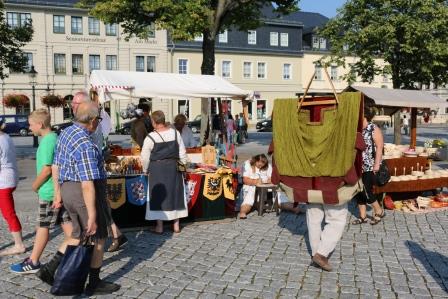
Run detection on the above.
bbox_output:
[318,0,448,88]
[0,1,34,80]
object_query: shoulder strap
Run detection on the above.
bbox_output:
[147,133,156,143]
[370,124,376,157]
[154,130,165,142]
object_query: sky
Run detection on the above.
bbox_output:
[298,0,347,18]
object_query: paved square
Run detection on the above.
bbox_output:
[1,205,447,298]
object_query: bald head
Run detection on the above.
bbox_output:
[74,101,99,124]
[72,91,91,114]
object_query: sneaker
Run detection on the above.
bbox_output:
[107,235,128,252]
[84,279,121,296]
[10,258,41,274]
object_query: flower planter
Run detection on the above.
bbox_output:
[2,94,30,108]
[41,95,65,108]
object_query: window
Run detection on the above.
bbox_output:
[218,30,228,43]
[89,55,100,72]
[136,56,144,72]
[314,66,322,80]
[178,100,189,117]
[147,56,156,72]
[10,52,32,73]
[88,17,100,35]
[23,52,33,72]
[7,12,31,28]
[257,100,266,119]
[270,32,278,46]
[105,23,117,36]
[248,30,256,45]
[257,62,266,79]
[147,23,156,38]
[331,66,338,81]
[343,44,349,51]
[445,107,448,114]
[319,37,327,49]
[72,54,83,74]
[280,33,289,47]
[312,36,319,49]
[53,15,65,33]
[6,12,31,28]
[222,61,231,78]
[283,63,291,80]
[6,12,18,28]
[178,59,188,74]
[71,16,82,34]
[243,62,252,79]
[54,54,66,74]
[106,55,117,70]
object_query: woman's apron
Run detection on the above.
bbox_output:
[145,130,187,220]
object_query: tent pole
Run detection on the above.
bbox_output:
[410,107,417,149]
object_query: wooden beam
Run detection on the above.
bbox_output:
[410,107,417,149]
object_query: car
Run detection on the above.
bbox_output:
[0,115,30,136]
[186,115,201,133]
[117,121,132,135]
[51,121,73,135]
[256,117,272,132]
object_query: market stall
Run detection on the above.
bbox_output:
[345,86,448,210]
[90,70,250,225]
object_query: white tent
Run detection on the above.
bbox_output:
[348,85,445,108]
[90,70,249,102]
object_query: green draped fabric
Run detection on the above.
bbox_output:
[273,92,361,177]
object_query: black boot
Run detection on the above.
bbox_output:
[84,268,120,296]
[35,251,63,285]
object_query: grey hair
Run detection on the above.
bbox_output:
[73,91,91,103]
[74,103,99,123]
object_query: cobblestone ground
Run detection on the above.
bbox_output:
[1,205,447,298]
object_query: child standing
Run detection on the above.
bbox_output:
[11,109,73,274]
[0,119,25,256]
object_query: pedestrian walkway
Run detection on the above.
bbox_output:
[0,205,447,298]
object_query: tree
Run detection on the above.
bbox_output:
[0,1,34,80]
[80,0,298,144]
[319,0,448,144]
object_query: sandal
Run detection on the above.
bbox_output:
[370,210,385,225]
[351,217,368,225]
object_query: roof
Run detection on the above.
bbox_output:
[348,86,446,108]
[90,70,249,102]
[261,5,329,33]
[5,0,80,8]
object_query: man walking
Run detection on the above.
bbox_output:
[53,101,120,295]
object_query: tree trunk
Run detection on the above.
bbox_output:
[392,68,401,145]
[199,30,216,145]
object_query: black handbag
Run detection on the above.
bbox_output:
[370,129,390,186]
[50,237,94,296]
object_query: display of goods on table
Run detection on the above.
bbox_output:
[383,143,435,159]
[106,155,143,175]
[384,194,448,214]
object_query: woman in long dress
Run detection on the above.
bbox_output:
[141,111,188,234]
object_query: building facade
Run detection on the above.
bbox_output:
[2,0,169,129]
[169,16,304,123]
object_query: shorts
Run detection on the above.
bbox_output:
[61,179,112,240]
[37,200,71,228]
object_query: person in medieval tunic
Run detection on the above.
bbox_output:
[141,111,188,234]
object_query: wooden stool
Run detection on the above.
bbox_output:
[254,184,279,216]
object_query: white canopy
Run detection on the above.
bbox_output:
[90,70,249,102]
[348,85,445,108]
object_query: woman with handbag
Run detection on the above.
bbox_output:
[141,111,188,234]
[352,104,385,225]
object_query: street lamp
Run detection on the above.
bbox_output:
[28,65,38,147]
